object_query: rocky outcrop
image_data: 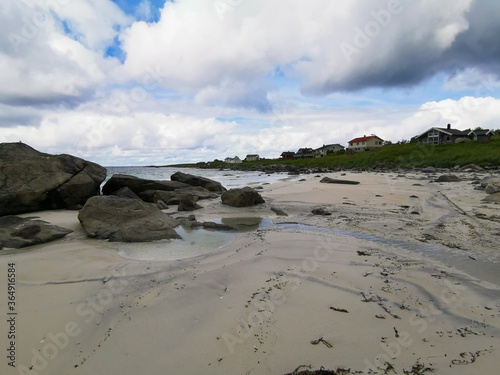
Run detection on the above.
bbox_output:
[221,187,265,207]
[171,171,226,193]
[102,174,190,196]
[0,142,106,215]
[320,177,360,185]
[0,216,72,249]
[78,196,181,242]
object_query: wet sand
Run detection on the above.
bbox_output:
[1,171,499,374]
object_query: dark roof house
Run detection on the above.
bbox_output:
[294,148,315,158]
[413,124,468,144]
[468,129,494,142]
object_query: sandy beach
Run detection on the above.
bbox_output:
[1,171,499,374]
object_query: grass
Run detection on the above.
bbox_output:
[170,136,500,170]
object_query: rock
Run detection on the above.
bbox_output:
[482,192,500,203]
[109,187,141,200]
[421,167,436,173]
[177,195,202,211]
[312,207,331,216]
[434,175,461,182]
[0,216,72,249]
[174,186,218,200]
[171,171,226,193]
[460,164,484,172]
[320,177,360,185]
[271,206,288,216]
[480,176,500,193]
[221,187,265,207]
[191,221,235,231]
[485,184,500,194]
[0,142,106,216]
[78,196,181,242]
[102,174,190,196]
[156,200,169,210]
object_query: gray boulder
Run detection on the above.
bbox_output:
[480,176,500,193]
[0,216,72,249]
[485,184,500,194]
[109,187,141,200]
[221,187,265,207]
[171,171,226,193]
[174,186,218,200]
[102,174,190,196]
[177,195,202,211]
[0,142,106,215]
[78,196,181,242]
[434,174,461,182]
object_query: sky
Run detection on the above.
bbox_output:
[1,0,500,166]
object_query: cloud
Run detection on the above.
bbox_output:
[0,0,129,107]
[119,0,500,108]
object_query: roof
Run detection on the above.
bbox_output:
[468,129,493,136]
[246,154,259,157]
[315,143,344,151]
[415,127,468,139]
[348,135,383,144]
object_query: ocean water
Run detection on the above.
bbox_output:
[104,166,291,189]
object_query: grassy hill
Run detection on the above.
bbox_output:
[171,136,500,170]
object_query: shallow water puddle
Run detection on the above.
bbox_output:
[115,218,499,285]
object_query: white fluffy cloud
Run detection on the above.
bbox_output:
[120,0,481,105]
[0,0,128,106]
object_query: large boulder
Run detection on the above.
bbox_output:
[174,186,219,200]
[480,176,500,194]
[78,196,181,242]
[221,187,265,207]
[171,171,226,193]
[102,174,190,196]
[0,143,106,216]
[0,216,72,249]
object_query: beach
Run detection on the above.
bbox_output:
[1,171,499,374]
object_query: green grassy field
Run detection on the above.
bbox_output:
[171,136,500,170]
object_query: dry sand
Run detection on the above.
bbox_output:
[1,171,499,374]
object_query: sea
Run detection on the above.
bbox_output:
[105,166,291,189]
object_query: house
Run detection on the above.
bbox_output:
[245,154,260,162]
[413,124,468,144]
[280,151,295,160]
[468,129,494,142]
[294,148,315,158]
[314,144,345,157]
[224,156,242,164]
[347,135,384,152]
